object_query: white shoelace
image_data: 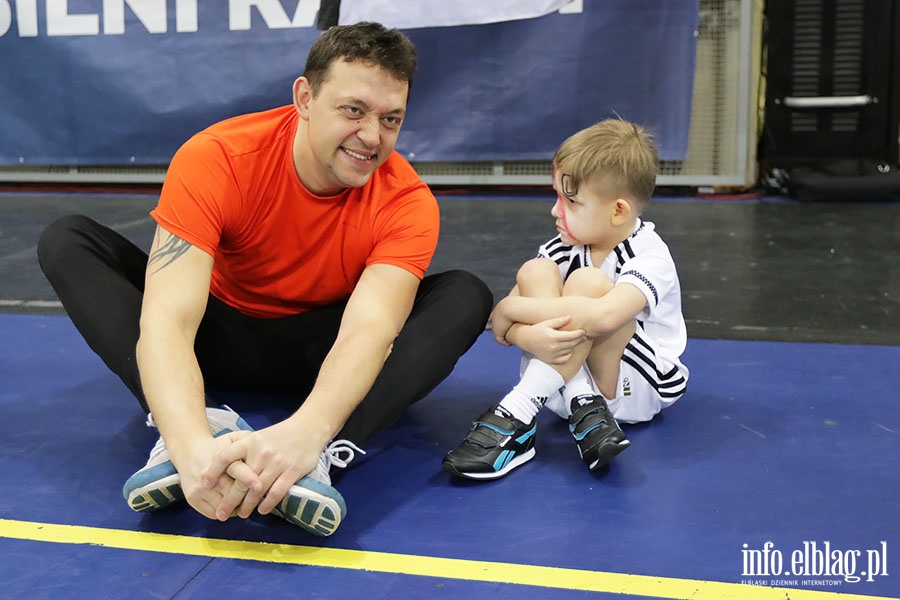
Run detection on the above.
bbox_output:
[312,440,366,485]
[143,405,240,467]
[143,410,366,484]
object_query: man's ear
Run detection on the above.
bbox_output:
[292,77,312,119]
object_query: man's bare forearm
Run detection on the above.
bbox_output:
[136,319,211,465]
[290,318,396,445]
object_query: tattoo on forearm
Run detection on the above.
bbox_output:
[148,231,191,273]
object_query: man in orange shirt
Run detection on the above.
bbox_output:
[38,22,492,536]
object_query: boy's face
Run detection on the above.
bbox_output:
[550,170,619,246]
[293,59,409,195]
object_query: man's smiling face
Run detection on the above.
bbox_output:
[293,59,409,196]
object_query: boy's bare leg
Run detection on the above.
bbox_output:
[515,257,564,297]
[560,267,636,399]
[557,267,632,470]
[443,262,630,479]
[442,259,565,479]
[512,258,587,382]
[498,258,574,420]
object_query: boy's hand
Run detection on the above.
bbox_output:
[510,316,586,364]
[490,309,514,345]
[489,297,516,344]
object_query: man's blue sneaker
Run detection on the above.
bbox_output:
[442,406,537,480]
[568,395,630,470]
[270,440,363,536]
[124,407,364,537]
[122,405,253,512]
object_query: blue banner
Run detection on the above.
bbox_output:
[0,1,698,166]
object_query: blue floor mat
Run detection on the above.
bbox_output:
[1,314,898,599]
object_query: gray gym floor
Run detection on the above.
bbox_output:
[3,188,898,346]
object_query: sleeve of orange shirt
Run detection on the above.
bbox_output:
[365,156,440,280]
[151,133,235,258]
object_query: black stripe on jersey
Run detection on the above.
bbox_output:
[611,243,627,273]
[565,255,584,279]
[612,235,639,275]
[621,269,659,305]
[543,236,572,265]
[543,236,567,253]
[632,221,646,237]
[622,331,687,399]
[630,328,652,352]
[622,350,687,399]
[613,246,624,274]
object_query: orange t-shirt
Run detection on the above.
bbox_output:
[151,105,439,318]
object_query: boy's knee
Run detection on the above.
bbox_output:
[516,257,560,288]
[563,266,613,297]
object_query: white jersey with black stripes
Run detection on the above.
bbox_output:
[534,218,690,423]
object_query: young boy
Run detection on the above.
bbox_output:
[443,119,689,480]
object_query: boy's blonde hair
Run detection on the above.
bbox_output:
[552,119,658,210]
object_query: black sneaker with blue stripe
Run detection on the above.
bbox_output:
[568,395,630,470]
[443,405,537,480]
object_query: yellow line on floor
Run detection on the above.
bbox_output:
[0,518,888,600]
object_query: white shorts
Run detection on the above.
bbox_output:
[523,329,689,424]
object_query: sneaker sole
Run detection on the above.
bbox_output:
[124,468,183,512]
[443,447,536,480]
[122,427,247,513]
[587,439,631,471]
[271,476,347,536]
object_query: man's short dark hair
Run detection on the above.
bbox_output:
[304,22,418,95]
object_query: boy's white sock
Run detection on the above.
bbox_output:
[561,366,596,416]
[495,359,565,424]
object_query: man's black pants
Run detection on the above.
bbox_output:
[37,214,493,446]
